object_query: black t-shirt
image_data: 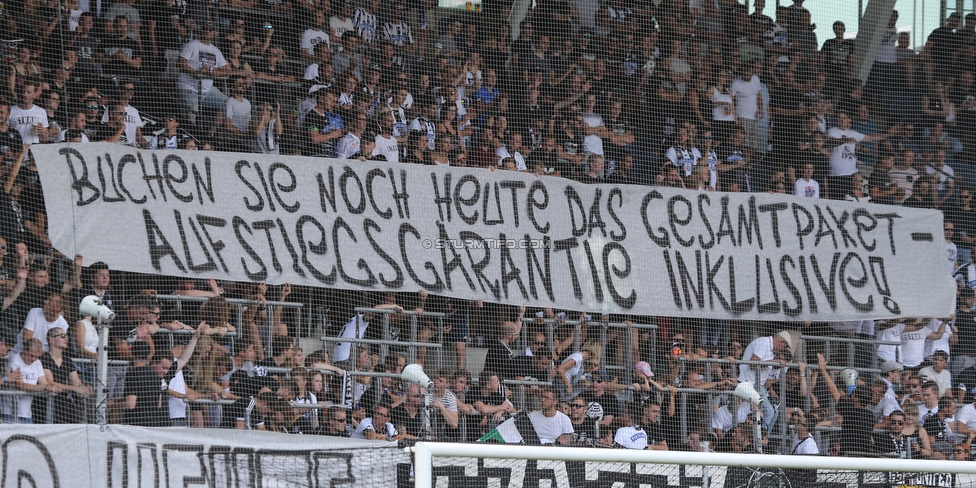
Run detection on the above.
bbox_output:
[483,339,516,381]
[944,205,976,248]
[956,365,976,403]
[123,362,176,427]
[391,405,424,438]
[837,397,874,455]
[101,35,142,79]
[580,390,620,420]
[867,169,897,205]
[38,352,79,423]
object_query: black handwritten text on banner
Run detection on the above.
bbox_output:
[33,144,955,321]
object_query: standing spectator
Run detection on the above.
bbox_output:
[919,351,953,397]
[122,325,206,427]
[224,75,252,152]
[826,110,888,199]
[15,291,69,353]
[102,81,145,148]
[872,410,919,458]
[302,89,345,157]
[794,162,820,198]
[889,150,920,205]
[8,81,49,145]
[555,340,602,399]
[39,327,91,423]
[868,152,905,205]
[483,309,524,381]
[788,410,819,455]
[528,387,574,445]
[250,101,281,155]
[3,338,51,423]
[300,10,331,61]
[947,222,960,274]
[469,370,517,438]
[730,60,765,160]
[148,115,189,149]
[177,21,231,125]
[99,15,142,80]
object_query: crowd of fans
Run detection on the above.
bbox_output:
[1,0,976,465]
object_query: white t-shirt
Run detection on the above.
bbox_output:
[100,103,144,146]
[826,127,865,176]
[178,40,228,93]
[877,323,905,362]
[16,308,70,353]
[924,318,952,357]
[168,370,188,419]
[334,132,361,159]
[373,133,399,162]
[351,417,398,439]
[8,104,49,144]
[738,336,776,384]
[330,16,356,39]
[790,434,819,455]
[955,404,976,431]
[300,28,331,56]
[581,113,605,155]
[794,178,820,198]
[901,323,933,368]
[614,425,648,449]
[495,146,527,171]
[948,241,959,274]
[918,366,952,396]
[528,410,574,444]
[730,74,762,119]
[560,352,585,387]
[225,97,252,133]
[5,352,44,419]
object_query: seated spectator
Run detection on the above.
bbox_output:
[319,407,351,437]
[351,402,400,440]
[614,401,650,449]
[391,383,425,439]
[715,420,755,453]
[794,163,820,198]
[874,410,920,458]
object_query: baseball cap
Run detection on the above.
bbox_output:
[776,330,802,358]
[635,361,654,378]
[881,360,904,373]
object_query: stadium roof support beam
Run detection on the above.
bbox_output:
[851,0,898,84]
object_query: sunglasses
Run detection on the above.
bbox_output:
[571,404,586,408]
[584,361,599,367]
[890,420,904,425]
[51,333,67,338]
[86,105,99,110]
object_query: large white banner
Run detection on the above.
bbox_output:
[0,424,402,487]
[33,144,956,321]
